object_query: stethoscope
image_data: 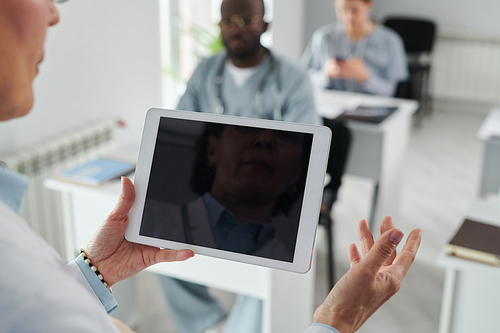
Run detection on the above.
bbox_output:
[212,51,283,121]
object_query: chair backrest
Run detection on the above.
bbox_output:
[383,17,437,54]
[394,80,413,99]
[322,117,351,194]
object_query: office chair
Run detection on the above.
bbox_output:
[384,17,437,126]
[319,117,351,290]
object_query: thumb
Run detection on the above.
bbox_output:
[85,177,136,259]
[362,229,404,276]
[105,177,135,228]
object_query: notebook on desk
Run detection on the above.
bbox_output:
[337,106,397,124]
[58,158,135,187]
[445,219,500,266]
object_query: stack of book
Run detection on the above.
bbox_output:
[445,218,500,266]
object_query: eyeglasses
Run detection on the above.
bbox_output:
[220,15,262,29]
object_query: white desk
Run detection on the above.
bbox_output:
[478,109,500,197]
[437,199,500,333]
[45,178,316,333]
[315,90,419,227]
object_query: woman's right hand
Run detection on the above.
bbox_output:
[324,59,342,80]
[325,57,370,83]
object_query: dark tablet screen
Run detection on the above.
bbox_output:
[139,117,313,262]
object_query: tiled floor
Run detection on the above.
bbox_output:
[128,100,491,333]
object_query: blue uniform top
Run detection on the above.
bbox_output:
[177,50,321,125]
[301,23,408,96]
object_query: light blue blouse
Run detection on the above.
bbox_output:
[301,23,409,96]
[0,166,29,212]
[0,167,119,332]
[0,167,117,313]
[305,323,341,333]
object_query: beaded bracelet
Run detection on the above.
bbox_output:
[80,249,112,293]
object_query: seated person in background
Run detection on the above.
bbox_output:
[300,0,408,96]
[0,0,422,333]
[177,0,320,125]
[161,0,320,332]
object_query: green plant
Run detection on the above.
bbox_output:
[162,23,224,83]
[189,23,225,57]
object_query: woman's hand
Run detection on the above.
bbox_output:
[325,57,370,83]
[84,177,194,287]
[313,217,422,333]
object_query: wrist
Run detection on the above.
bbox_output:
[74,254,118,314]
[313,306,356,333]
[358,70,369,84]
[80,249,113,291]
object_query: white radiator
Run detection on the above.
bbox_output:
[1,118,119,257]
[432,32,500,104]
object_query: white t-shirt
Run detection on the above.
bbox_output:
[225,58,265,87]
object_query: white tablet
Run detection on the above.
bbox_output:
[126,108,331,273]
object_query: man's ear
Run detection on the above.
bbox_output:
[262,21,269,34]
[207,137,219,166]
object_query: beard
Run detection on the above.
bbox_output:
[224,36,263,63]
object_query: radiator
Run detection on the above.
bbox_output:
[1,118,119,257]
[432,32,500,104]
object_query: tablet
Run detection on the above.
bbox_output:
[126,108,331,273]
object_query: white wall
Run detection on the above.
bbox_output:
[304,0,500,47]
[371,0,500,35]
[272,0,306,62]
[0,0,162,156]
[304,0,335,51]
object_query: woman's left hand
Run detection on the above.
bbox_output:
[84,177,195,287]
[336,57,370,83]
[313,217,422,333]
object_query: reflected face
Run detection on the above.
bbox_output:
[0,0,59,121]
[208,125,305,206]
[334,0,372,32]
[219,0,268,60]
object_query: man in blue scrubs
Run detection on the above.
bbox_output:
[160,0,321,332]
[176,0,321,125]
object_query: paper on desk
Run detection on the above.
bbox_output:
[314,91,362,118]
[478,109,500,140]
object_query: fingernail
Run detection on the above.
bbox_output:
[390,230,404,245]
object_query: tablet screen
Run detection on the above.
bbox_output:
[138,116,313,263]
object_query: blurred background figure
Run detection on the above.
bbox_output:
[301,0,408,96]
[176,0,320,125]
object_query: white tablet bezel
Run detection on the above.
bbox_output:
[126,108,331,273]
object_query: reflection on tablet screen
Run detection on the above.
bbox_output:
[139,117,313,263]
